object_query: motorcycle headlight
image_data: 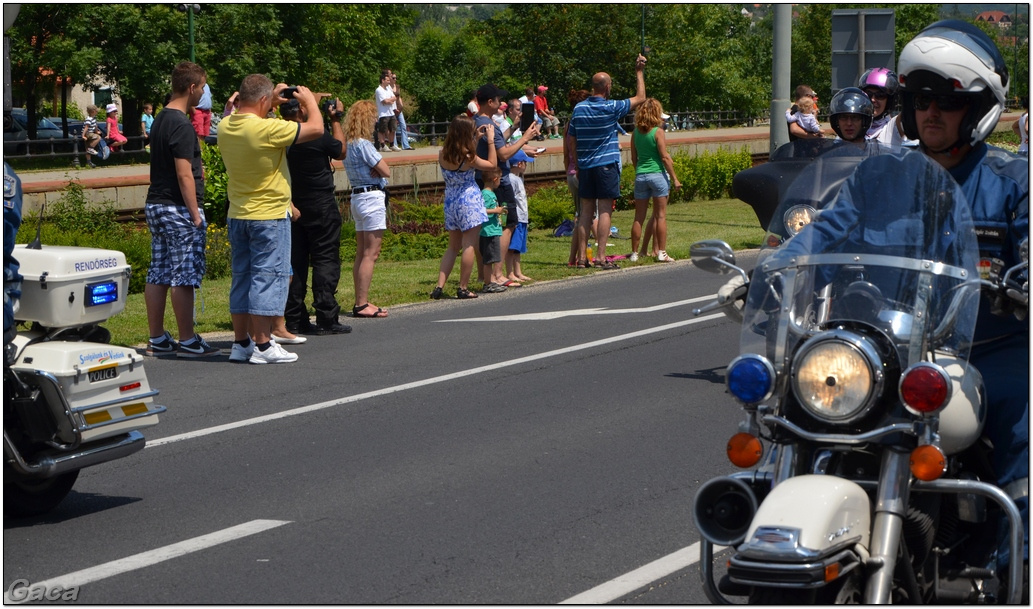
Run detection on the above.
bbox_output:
[783,205,816,237]
[791,330,884,424]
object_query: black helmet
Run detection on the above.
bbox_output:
[829,87,874,140]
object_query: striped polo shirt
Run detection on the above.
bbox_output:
[568,96,631,169]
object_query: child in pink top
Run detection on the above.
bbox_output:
[105,103,127,150]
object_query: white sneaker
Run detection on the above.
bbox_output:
[229,339,255,362]
[657,250,676,262]
[249,342,298,364]
[628,252,639,262]
[390,145,402,152]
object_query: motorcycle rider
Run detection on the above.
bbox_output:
[858,67,910,150]
[3,162,22,364]
[898,19,1029,577]
[828,86,873,144]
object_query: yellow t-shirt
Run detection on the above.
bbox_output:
[217,113,299,220]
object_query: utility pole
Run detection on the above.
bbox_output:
[770,4,791,156]
[177,4,200,63]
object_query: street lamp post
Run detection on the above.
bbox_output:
[176,4,200,63]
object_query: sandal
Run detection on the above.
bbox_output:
[430,286,444,300]
[457,287,478,299]
[352,303,388,318]
[593,260,620,270]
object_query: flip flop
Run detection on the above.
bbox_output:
[353,303,388,318]
[501,279,522,288]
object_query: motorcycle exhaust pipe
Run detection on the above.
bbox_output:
[692,476,759,546]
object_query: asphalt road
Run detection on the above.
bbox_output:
[4,254,758,604]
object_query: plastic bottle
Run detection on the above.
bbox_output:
[586,243,594,262]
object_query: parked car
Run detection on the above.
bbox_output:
[5,108,66,155]
[48,116,86,137]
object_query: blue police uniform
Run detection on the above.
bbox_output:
[4,162,23,353]
[949,142,1029,562]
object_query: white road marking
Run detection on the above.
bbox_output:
[435,295,714,322]
[148,312,725,448]
[4,520,290,603]
[559,542,728,604]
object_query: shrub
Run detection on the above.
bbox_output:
[200,142,229,226]
[527,182,575,229]
[204,224,232,280]
[388,197,445,236]
[47,180,120,235]
[674,147,751,201]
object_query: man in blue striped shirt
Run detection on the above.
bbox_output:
[569,53,647,269]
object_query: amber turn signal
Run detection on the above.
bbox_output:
[910,445,946,481]
[727,432,763,468]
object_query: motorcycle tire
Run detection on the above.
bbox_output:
[3,468,79,518]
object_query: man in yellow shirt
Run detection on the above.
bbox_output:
[218,74,324,364]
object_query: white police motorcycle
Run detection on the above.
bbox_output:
[4,225,165,517]
[689,149,1026,603]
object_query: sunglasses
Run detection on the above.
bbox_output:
[913,93,970,112]
[864,89,888,100]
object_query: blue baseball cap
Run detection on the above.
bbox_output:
[510,150,535,163]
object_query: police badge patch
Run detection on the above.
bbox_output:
[4,167,16,209]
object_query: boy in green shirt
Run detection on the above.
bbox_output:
[479,167,508,293]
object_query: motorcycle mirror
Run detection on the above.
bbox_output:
[690,240,737,274]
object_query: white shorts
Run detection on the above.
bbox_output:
[351,190,387,232]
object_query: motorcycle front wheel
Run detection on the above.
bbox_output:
[4,468,79,518]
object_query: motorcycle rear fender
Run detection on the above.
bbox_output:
[738,475,871,560]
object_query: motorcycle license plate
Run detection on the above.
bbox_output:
[88,364,118,383]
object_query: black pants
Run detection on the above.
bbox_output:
[285,199,342,327]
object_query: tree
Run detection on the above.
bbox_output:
[71,4,186,145]
[6,4,99,137]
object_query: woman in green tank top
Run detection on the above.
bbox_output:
[630,98,681,262]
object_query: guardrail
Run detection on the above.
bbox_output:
[5,134,149,166]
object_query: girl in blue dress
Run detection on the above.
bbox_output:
[432,116,497,300]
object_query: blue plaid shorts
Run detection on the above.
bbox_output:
[145,203,207,287]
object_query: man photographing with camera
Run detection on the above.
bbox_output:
[280,96,351,336]
[217,76,324,364]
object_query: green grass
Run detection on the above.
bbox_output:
[101,196,765,347]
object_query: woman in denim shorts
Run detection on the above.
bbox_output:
[629,98,681,263]
[342,100,391,318]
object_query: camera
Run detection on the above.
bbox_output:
[280,86,298,100]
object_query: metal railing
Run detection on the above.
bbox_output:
[402,109,772,144]
[4,135,150,166]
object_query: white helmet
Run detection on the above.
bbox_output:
[898,20,1009,148]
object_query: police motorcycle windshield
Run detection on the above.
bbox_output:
[741,151,980,376]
